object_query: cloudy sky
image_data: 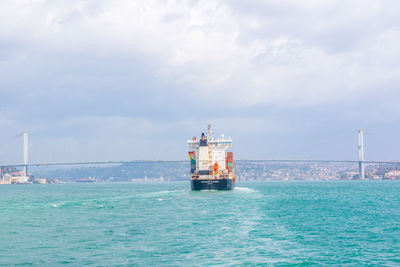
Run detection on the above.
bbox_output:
[1,0,400,164]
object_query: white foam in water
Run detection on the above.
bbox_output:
[143,190,184,198]
[51,201,66,208]
[234,186,256,192]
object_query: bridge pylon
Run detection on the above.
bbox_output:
[23,131,28,177]
[358,129,365,179]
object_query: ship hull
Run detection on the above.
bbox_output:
[191,179,234,190]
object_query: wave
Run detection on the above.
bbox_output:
[234,186,257,193]
[141,189,186,198]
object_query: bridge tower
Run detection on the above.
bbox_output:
[358,129,365,179]
[23,131,28,177]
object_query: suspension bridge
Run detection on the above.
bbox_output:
[1,129,400,180]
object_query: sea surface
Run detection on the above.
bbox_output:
[1,181,400,266]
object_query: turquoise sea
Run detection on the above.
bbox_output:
[1,181,400,266]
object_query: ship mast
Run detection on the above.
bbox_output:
[207,124,214,142]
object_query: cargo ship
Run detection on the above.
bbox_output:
[187,125,236,190]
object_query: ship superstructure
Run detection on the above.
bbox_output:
[187,125,235,190]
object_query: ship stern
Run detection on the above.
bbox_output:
[191,179,234,190]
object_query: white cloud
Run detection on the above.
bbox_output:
[2,0,400,162]
[1,0,400,108]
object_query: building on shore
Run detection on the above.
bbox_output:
[0,173,30,184]
[0,174,11,184]
[384,170,400,180]
[32,178,47,184]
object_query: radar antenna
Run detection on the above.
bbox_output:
[207,124,214,141]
